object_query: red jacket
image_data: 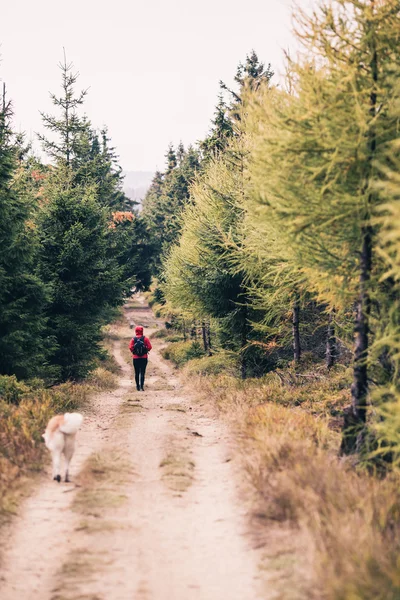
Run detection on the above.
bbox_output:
[129,336,152,359]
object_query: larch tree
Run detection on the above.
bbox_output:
[164,138,259,378]
[245,0,400,450]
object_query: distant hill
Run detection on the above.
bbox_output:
[123,171,154,208]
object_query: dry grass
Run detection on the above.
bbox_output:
[72,450,134,520]
[0,380,93,526]
[87,367,118,391]
[0,355,117,526]
[159,448,195,492]
[191,369,400,600]
[52,548,109,600]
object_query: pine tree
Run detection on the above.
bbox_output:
[234,50,274,92]
[166,144,177,172]
[72,125,131,209]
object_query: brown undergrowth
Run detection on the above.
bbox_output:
[0,358,118,526]
[180,363,400,600]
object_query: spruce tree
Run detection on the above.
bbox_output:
[0,85,49,378]
[142,145,200,274]
[38,53,87,167]
[38,174,124,380]
[200,95,234,160]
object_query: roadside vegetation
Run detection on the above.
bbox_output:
[0,361,118,524]
[143,1,400,597]
[2,0,400,596]
[0,55,149,521]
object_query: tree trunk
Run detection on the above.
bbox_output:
[351,228,372,425]
[326,310,337,369]
[342,10,377,453]
[190,322,197,340]
[293,297,301,364]
[240,304,248,380]
[182,321,187,342]
[206,323,212,356]
[201,321,208,354]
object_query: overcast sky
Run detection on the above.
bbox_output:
[1,0,300,172]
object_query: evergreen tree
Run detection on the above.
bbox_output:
[142,145,200,274]
[245,0,400,449]
[0,86,49,378]
[38,173,124,380]
[220,50,274,111]
[234,50,274,92]
[200,95,234,159]
[38,54,87,167]
[164,138,264,377]
[72,125,131,209]
[36,57,152,379]
[166,144,177,172]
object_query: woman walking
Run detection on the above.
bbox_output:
[129,325,152,391]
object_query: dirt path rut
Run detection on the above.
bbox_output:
[0,297,264,600]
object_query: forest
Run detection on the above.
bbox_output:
[1,0,400,598]
[144,0,400,461]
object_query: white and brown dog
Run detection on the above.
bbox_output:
[43,413,83,482]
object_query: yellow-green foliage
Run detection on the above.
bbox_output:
[164,139,247,319]
[183,352,238,377]
[151,328,169,339]
[196,370,400,599]
[161,340,205,366]
[245,0,400,311]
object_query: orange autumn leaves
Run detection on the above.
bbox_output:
[109,211,135,229]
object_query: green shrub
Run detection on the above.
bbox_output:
[98,347,121,375]
[165,334,184,343]
[0,375,30,405]
[184,352,238,377]
[161,341,205,366]
[151,328,169,339]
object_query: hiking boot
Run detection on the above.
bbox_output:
[136,386,140,391]
[141,386,145,392]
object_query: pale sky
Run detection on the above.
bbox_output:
[1,0,299,172]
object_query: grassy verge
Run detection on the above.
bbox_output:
[161,339,205,366]
[160,344,400,599]
[0,353,118,526]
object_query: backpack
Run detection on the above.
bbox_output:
[133,336,146,357]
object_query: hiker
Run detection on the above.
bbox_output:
[129,325,152,391]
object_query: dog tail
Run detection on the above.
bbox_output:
[60,412,84,435]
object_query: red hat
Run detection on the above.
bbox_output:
[135,325,144,335]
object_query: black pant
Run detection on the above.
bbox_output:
[133,358,148,389]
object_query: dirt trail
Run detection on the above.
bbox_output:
[0,297,265,600]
